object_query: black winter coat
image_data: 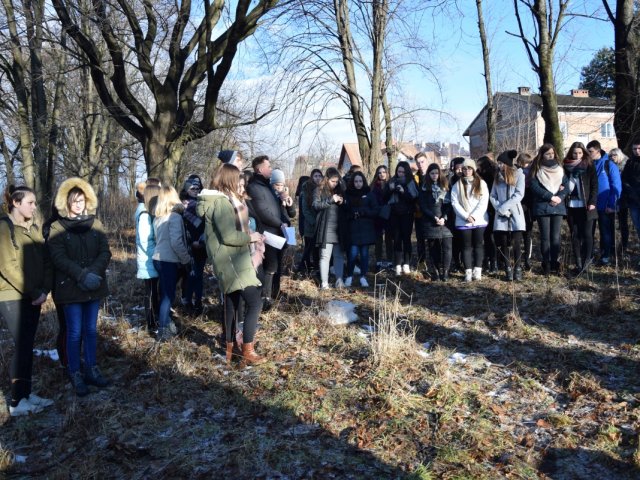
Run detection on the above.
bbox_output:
[621,156,640,208]
[344,188,378,246]
[246,174,289,235]
[383,177,418,216]
[564,163,599,220]
[418,185,453,239]
[530,173,570,217]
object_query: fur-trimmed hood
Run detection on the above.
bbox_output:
[54,177,98,218]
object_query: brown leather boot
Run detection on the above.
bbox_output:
[241,342,266,366]
[226,342,234,364]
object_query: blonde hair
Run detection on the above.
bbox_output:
[154,186,181,218]
[143,184,161,216]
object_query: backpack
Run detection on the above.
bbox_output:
[0,216,18,250]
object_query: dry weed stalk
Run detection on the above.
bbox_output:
[370,279,417,370]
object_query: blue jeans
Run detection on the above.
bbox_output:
[347,245,370,276]
[154,260,179,331]
[629,207,640,241]
[64,299,100,373]
[597,211,615,258]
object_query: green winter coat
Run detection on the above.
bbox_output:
[196,189,260,294]
[47,178,112,304]
[0,216,52,302]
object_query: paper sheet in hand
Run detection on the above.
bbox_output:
[264,231,286,249]
[282,226,296,245]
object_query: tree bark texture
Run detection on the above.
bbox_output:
[476,0,496,155]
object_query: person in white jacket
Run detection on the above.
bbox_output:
[451,159,489,281]
[152,186,191,341]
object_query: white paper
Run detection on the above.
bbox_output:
[282,226,296,245]
[263,231,286,249]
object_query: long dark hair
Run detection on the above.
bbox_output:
[563,142,592,167]
[425,164,448,190]
[318,167,343,198]
[304,168,323,207]
[372,165,389,187]
[530,143,559,178]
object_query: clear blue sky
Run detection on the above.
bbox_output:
[290,0,614,154]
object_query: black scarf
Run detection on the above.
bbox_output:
[59,215,95,234]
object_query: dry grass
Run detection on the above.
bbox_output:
[1,229,640,478]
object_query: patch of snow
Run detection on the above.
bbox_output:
[130,305,145,311]
[321,300,359,325]
[33,349,59,361]
[360,324,375,333]
[448,352,467,364]
[14,455,27,463]
[417,350,430,358]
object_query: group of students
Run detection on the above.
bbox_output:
[0,178,111,415]
[2,139,639,416]
[134,152,296,371]
[295,138,640,286]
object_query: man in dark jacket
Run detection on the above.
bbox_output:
[621,138,640,246]
[246,155,289,308]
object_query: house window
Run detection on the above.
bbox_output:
[560,121,568,139]
[600,122,614,138]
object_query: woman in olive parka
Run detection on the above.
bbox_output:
[197,164,267,366]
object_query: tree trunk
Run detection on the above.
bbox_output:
[476,0,496,154]
[382,91,396,175]
[334,0,372,172]
[609,0,640,152]
[0,129,16,186]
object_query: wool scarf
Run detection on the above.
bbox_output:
[536,163,563,195]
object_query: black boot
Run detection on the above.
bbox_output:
[440,269,449,282]
[542,262,550,276]
[70,371,89,397]
[84,365,110,388]
[489,260,499,275]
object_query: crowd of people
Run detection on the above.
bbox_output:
[2,139,639,416]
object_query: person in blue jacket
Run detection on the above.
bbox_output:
[586,140,621,265]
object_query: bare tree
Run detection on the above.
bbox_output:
[268,0,435,175]
[51,0,286,182]
[476,0,496,154]
[0,0,65,204]
[602,0,640,152]
[511,0,569,154]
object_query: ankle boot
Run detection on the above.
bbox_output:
[241,342,267,366]
[226,342,234,364]
[505,267,513,281]
[514,267,523,281]
[542,262,550,276]
[84,365,110,388]
[440,269,449,282]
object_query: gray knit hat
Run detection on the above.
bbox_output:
[270,169,286,185]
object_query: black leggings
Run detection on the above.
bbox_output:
[391,213,413,265]
[537,215,563,265]
[427,237,452,271]
[567,208,594,267]
[0,300,41,406]
[299,236,319,271]
[459,227,485,269]
[374,229,393,263]
[494,231,523,269]
[144,278,160,330]
[224,286,262,344]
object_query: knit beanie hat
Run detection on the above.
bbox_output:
[463,158,477,170]
[497,150,518,167]
[270,169,286,185]
[217,150,238,164]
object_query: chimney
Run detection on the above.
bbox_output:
[518,86,530,96]
[571,89,589,98]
